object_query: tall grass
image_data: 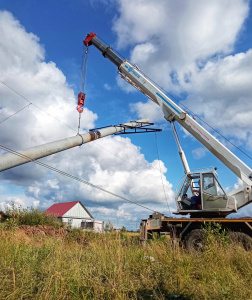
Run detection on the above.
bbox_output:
[0,227,252,300]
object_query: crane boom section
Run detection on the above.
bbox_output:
[85,35,252,186]
[120,61,252,185]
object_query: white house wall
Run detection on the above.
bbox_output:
[62,202,91,219]
[93,221,104,232]
[62,217,92,228]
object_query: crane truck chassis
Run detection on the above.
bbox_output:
[84,32,252,250]
[140,213,252,251]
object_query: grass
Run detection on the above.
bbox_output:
[0,226,252,300]
[0,208,251,299]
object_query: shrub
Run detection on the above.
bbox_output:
[202,222,229,249]
[3,205,63,229]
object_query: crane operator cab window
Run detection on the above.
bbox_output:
[177,171,227,211]
[177,174,202,210]
[202,173,225,197]
[201,173,228,209]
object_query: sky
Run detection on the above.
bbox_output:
[0,0,252,230]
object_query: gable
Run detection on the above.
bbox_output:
[62,202,93,219]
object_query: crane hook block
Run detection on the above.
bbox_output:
[77,92,86,113]
[83,32,97,47]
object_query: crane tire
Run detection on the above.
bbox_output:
[185,229,206,253]
[228,232,252,251]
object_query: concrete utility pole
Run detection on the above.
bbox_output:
[0,119,149,172]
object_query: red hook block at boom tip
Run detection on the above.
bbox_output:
[77,92,86,113]
[83,32,97,47]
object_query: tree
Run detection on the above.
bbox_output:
[105,220,113,232]
[121,226,126,232]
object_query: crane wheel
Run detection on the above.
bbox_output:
[228,232,252,251]
[185,229,206,253]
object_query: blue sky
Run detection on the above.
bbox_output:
[0,0,252,229]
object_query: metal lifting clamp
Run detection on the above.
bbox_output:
[77,92,86,113]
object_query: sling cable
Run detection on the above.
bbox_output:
[77,45,89,133]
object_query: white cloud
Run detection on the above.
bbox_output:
[131,43,157,64]
[88,201,176,229]
[0,195,35,212]
[104,83,112,90]
[113,0,252,152]
[113,0,249,88]
[0,11,174,228]
[130,100,164,123]
[182,50,252,148]
[192,147,208,160]
[225,178,244,194]
[116,75,136,93]
[0,10,97,151]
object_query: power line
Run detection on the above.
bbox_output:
[0,103,31,125]
[1,80,169,194]
[131,69,252,162]
[0,144,156,213]
[94,35,252,163]
[0,80,77,133]
[1,80,165,174]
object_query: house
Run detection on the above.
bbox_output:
[46,201,104,232]
[46,201,93,228]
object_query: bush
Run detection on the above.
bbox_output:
[202,222,229,248]
[3,205,63,229]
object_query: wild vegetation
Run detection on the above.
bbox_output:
[0,208,252,299]
[3,205,63,229]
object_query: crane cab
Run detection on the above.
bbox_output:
[174,169,237,217]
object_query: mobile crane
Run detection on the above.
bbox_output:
[83,32,252,250]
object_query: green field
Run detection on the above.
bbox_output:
[0,224,252,300]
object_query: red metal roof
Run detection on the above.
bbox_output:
[46,201,79,217]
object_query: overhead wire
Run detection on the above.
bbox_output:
[95,36,252,163]
[131,65,252,162]
[1,79,167,192]
[0,103,31,125]
[0,80,77,133]
[0,144,156,213]
[5,36,250,217]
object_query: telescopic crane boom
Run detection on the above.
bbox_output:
[84,32,252,217]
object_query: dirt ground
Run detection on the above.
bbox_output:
[13,225,67,245]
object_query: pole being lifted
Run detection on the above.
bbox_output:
[0,119,149,172]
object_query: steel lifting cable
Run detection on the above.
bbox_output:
[155,132,172,215]
[77,46,89,134]
[80,46,89,92]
